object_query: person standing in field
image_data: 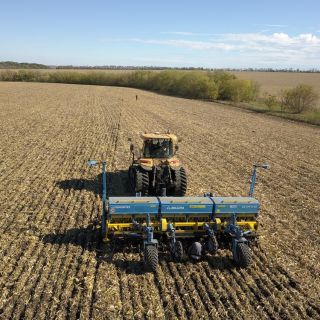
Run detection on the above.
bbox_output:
[136,95,138,101]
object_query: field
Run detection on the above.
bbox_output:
[234,71,320,98]
[0,82,319,319]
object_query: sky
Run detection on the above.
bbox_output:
[1,0,320,69]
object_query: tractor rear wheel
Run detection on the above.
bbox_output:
[172,241,184,261]
[144,245,158,272]
[234,243,252,268]
[134,169,149,195]
[174,167,187,196]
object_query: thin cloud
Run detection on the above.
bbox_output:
[130,38,235,50]
[130,33,320,50]
[160,31,214,36]
[216,32,320,45]
[101,32,320,68]
[160,31,199,36]
[255,24,288,28]
[267,24,287,27]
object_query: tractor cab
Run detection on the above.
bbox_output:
[142,136,174,159]
[141,132,178,159]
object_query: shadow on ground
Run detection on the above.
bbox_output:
[56,170,132,197]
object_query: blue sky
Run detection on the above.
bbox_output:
[1,0,320,68]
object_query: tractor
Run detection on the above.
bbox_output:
[128,132,187,196]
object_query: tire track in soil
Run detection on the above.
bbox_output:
[115,252,135,319]
[125,256,145,319]
[165,261,202,319]
[203,261,250,319]
[151,260,176,319]
[191,263,225,319]
[157,260,188,319]
[183,262,218,317]
[201,259,252,319]
[175,262,210,318]
[119,249,166,319]
[91,244,123,319]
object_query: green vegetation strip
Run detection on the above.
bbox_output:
[0,69,319,125]
[0,69,258,101]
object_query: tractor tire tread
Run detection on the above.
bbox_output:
[174,167,187,196]
[134,169,149,195]
[144,245,158,272]
[235,243,252,268]
[173,241,184,261]
[207,236,219,254]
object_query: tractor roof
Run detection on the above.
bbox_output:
[140,132,178,143]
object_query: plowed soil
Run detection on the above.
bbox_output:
[0,82,319,319]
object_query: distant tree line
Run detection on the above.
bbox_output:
[0,69,259,102]
[0,61,319,73]
[0,61,48,69]
[55,66,320,73]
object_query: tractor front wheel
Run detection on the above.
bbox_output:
[144,245,158,272]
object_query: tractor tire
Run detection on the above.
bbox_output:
[234,243,252,268]
[134,169,149,196]
[172,241,184,261]
[144,245,158,272]
[174,167,187,196]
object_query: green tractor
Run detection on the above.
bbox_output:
[128,132,187,196]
